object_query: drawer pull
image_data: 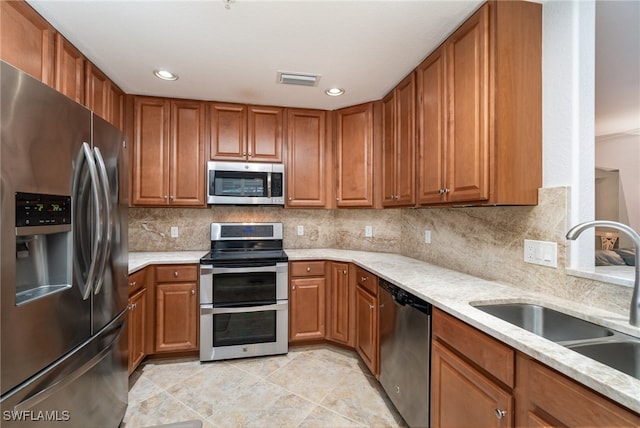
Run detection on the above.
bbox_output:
[129,281,136,287]
[191,289,196,295]
[361,276,367,282]
[306,267,311,272]
[173,271,178,277]
[494,409,506,420]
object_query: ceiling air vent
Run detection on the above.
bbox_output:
[277,71,320,87]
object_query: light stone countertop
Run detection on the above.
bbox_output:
[129,249,640,414]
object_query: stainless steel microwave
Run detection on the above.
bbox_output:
[207,161,285,205]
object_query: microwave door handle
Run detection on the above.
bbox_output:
[72,143,102,300]
[92,147,112,295]
[267,173,272,198]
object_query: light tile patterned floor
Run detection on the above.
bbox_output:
[122,344,407,428]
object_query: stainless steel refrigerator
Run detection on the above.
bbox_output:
[0,61,129,427]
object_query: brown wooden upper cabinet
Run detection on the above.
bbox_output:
[382,74,416,207]
[335,103,375,207]
[0,1,55,85]
[417,1,542,206]
[54,34,85,104]
[286,109,329,208]
[85,62,125,130]
[131,96,206,207]
[209,103,283,162]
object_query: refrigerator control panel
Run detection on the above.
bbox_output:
[15,192,71,227]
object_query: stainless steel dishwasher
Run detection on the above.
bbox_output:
[379,278,431,428]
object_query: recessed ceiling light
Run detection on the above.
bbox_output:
[153,69,178,81]
[325,87,345,97]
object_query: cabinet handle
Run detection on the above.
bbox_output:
[361,276,367,282]
[129,281,136,287]
[306,267,311,272]
[369,304,374,310]
[443,188,450,194]
[173,271,178,277]
[494,409,506,420]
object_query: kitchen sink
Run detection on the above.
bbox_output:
[473,303,614,342]
[567,340,640,380]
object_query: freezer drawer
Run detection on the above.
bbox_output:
[0,311,128,428]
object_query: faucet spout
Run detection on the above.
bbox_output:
[566,220,640,327]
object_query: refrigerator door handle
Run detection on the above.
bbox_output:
[72,142,103,300]
[92,147,112,296]
[12,320,125,413]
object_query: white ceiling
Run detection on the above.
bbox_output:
[27,0,483,110]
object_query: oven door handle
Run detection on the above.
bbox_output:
[211,265,285,274]
[200,302,288,315]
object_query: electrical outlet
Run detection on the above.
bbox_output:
[524,239,557,268]
[424,230,431,244]
[297,225,304,236]
[170,226,179,238]
[365,225,373,238]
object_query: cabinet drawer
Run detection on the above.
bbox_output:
[155,264,198,283]
[355,266,378,296]
[290,261,325,277]
[128,268,146,294]
[433,308,514,388]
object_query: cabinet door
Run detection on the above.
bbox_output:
[394,74,416,206]
[355,286,378,377]
[515,355,640,427]
[445,4,490,203]
[209,103,247,161]
[128,287,147,374]
[85,62,111,121]
[132,96,170,205]
[248,106,283,162]
[431,341,513,428]
[54,34,84,104]
[328,262,350,345]
[286,109,327,207]
[170,100,206,206]
[381,92,396,206]
[417,47,446,205]
[0,1,55,85]
[109,82,124,130]
[155,282,198,352]
[289,277,326,342]
[335,103,374,207]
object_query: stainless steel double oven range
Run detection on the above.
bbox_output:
[199,222,288,361]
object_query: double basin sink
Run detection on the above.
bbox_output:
[472,303,640,380]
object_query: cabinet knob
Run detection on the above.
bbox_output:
[369,304,374,310]
[191,289,196,295]
[342,270,347,275]
[494,409,506,420]
[242,152,247,156]
[164,195,169,200]
[292,285,296,291]
[361,276,367,282]
[288,197,292,201]
[336,198,340,202]
[443,188,450,194]
[248,152,253,157]
[173,271,178,277]
[129,281,136,287]
[169,195,174,200]
[306,267,311,272]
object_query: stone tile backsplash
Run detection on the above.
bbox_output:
[128,186,633,316]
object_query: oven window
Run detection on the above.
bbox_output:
[212,171,267,197]
[213,311,276,347]
[213,272,276,306]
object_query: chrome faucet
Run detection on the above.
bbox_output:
[566,220,640,327]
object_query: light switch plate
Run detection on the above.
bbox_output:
[170,226,179,238]
[424,230,431,244]
[297,225,304,236]
[524,239,557,268]
[365,225,373,238]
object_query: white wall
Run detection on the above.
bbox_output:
[542,0,595,267]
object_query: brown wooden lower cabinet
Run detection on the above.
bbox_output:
[354,266,379,377]
[154,265,198,353]
[128,287,147,374]
[289,276,326,342]
[431,307,640,428]
[431,340,513,428]
[327,262,352,346]
[515,354,640,427]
